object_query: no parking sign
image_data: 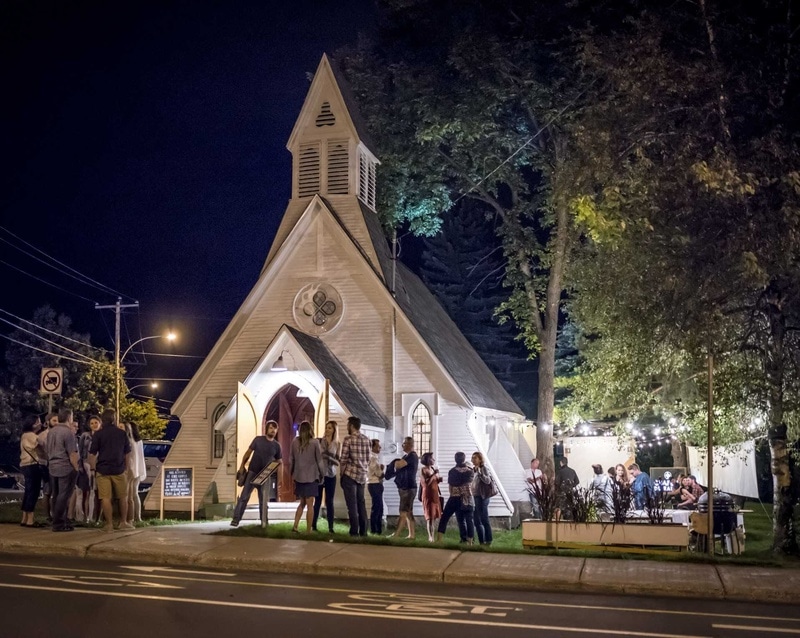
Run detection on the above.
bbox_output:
[40,368,63,394]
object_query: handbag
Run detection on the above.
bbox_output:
[417,484,423,501]
[236,467,247,487]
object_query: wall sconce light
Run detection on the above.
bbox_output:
[270,349,296,372]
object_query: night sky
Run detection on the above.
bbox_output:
[1,0,378,400]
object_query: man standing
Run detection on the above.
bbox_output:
[436,452,475,543]
[385,436,419,539]
[524,458,543,519]
[45,408,80,532]
[555,457,580,519]
[339,415,370,536]
[628,463,655,509]
[231,420,281,527]
[367,439,384,535]
[89,409,132,532]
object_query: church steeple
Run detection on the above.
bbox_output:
[286,54,378,210]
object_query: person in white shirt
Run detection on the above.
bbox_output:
[524,458,543,519]
[367,439,384,534]
[124,422,147,524]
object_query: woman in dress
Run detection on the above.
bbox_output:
[312,420,340,533]
[419,452,443,542]
[19,415,42,527]
[471,452,495,546]
[124,422,147,524]
[289,421,325,534]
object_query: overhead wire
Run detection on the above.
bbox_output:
[0,307,104,352]
[0,334,100,365]
[0,259,98,304]
[0,316,100,364]
[0,226,134,301]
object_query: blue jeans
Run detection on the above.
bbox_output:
[456,506,475,543]
[313,475,336,531]
[473,495,492,544]
[50,470,76,530]
[341,475,367,536]
[232,471,264,525]
[368,482,384,534]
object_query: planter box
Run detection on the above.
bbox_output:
[522,520,688,552]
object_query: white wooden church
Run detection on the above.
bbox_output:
[145,55,534,522]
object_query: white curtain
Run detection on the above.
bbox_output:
[687,440,759,498]
[562,436,636,487]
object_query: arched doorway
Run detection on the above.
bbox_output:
[264,383,314,502]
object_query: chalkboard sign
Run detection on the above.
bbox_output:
[163,467,193,497]
[160,466,195,521]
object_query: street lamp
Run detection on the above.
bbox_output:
[116,333,176,421]
[128,382,159,394]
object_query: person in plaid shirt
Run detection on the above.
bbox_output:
[339,416,370,536]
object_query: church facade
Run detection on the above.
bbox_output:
[145,55,534,520]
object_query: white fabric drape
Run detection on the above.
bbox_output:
[687,440,759,498]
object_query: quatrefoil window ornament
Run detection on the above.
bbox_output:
[293,283,343,334]
[304,290,337,326]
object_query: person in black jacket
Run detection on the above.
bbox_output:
[384,436,418,539]
[555,457,579,520]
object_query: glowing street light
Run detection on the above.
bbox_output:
[128,382,159,394]
[116,333,176,419]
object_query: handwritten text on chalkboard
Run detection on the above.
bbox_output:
[163,467,193,498]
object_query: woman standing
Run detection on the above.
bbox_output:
[472,452,495,546]
[419,452,442,542]
[312,420,340,533]
[19,415,42,527]
[289,421,325,534]
[125,422,147,524]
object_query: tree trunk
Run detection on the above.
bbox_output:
[671,439,688,469]
[763,285,799,555]
[537,335,556,478]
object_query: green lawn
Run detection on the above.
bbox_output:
[3,497,798,567]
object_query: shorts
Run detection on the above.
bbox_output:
[96,473,127,500]
[398,488,415,513]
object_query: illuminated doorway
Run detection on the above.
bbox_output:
[264,384,314,502]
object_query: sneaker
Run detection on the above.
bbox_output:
[118,522,135,530]
[230,520,239,527]
[102,525,114,533]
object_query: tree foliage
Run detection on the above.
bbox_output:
[563,1,800,553]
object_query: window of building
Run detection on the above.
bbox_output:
[315,101,336,127]
[411,402,432,457]
[297,142,321,197]
[358,149,376,210]
[211,402,227,460]
[327,140,349,194]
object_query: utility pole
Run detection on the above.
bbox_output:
[96,297,139,421]
[707,352,715,556]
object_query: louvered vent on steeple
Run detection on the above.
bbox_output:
[297,142,321,197]
[315,102,336,127]
[358,149,377,210]
[327,140,349,194]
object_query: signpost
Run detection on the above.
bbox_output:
[249,461,280,527]
[160,466,194,521]
[39,367,63,412]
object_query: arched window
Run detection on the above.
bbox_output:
[411,402,432,457]
[211,403,227,460]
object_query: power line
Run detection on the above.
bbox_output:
[0,333,98,365]
[0,316,99,363]
[0,307,104,351]
[0,259,98,304]
[0,226,134,301]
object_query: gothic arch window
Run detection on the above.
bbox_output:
[411,402,432,457]
[211,402,227,460]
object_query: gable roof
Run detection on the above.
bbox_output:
[286,326,390,429]
[341,199,523,416]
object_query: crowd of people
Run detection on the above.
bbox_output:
[524,457,708,519]
[18,407,147,532]
[232,415,500,545]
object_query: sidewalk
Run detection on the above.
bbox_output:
[1,521,798,604]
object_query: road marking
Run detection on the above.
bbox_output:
[121,565,235,577]
[713,625,800,635]
[0,561,797,625]
[22,574,183,589]
[0,582,710,638]
[329,593,521,617]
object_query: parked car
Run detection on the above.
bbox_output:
[0,468,24,503]
[140,440,173,494]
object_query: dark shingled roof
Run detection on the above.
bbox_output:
[356,202,523,415]
[287,326,391,429]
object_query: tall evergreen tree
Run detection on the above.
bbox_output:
[419,200,536,415]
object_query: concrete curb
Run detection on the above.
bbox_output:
[1,523,799,605]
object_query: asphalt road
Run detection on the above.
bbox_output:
[0,555,798,637]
